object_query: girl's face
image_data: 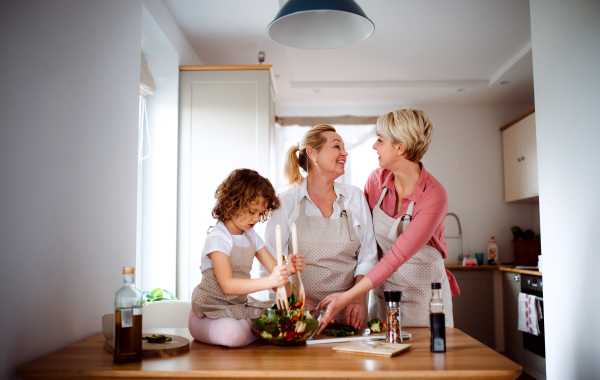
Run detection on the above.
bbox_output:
[373,133,401,169]
[310,131,348,179]
[225,199,267,235]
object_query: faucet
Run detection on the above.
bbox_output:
[445,213,464,264]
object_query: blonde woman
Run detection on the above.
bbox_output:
[265,125,377,329]
[318,109,460,331]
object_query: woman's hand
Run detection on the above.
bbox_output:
[287,252,305,274]
[316,292,352,334]
[267,264,289,289]
[304,298,318,310]
[344,302,365,329]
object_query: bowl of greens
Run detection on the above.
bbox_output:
[245,301,324,345]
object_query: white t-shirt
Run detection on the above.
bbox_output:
[200,222,266,272]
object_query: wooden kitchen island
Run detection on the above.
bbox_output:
[18,327,521,379]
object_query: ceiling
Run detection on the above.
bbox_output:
[164,0,534,108]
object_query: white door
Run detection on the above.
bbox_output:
[178,69,272,300]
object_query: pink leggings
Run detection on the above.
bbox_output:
[188,310,258,348]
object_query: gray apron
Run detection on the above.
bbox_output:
[192,231,262,319]
[369,187,454,327]
[289,196,368,324]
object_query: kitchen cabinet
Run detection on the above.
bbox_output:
[451,270,495,348]
[502,271,546,378]
[177,65,276,300]
[501,109,539,203]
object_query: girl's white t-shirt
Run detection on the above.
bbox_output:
[200,222,265,272]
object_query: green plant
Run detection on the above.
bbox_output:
[141,288,177,307]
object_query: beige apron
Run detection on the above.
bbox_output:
[192,230,261,319]
[369,188,454,327]
[289,196,367,324]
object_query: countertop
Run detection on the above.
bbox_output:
[18,327,521,379]
[445,265,542,276]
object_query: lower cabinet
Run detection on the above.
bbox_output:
[503,271,546,378]
[451,271,495,348]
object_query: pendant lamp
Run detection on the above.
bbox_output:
[267,0,375,49]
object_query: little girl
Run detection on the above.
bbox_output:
[189,169,304,347]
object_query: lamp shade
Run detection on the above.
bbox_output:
[267,0,374,49]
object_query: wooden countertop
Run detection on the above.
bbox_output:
[446,265,542,276]
[18,327,521,379]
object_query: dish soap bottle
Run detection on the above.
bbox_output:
[114,267,143,363]
[487,236,498,265]
[430,282,446,352]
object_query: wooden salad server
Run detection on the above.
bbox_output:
[291,223,306,308]
[275,225,289,310]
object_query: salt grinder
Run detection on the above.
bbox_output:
[384,290,402,343]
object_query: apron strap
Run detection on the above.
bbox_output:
[376,187,388,209]
[337,195,357,242]
[242,231,256,251]
[299,196,307,217]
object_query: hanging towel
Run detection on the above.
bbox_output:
[518,292,541,336]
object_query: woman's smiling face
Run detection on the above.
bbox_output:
[311,131,348,179]
[373,133,400,169]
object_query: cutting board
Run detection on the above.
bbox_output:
[105,334,190,358]
[307,330,411,345]
[332,340,411,357]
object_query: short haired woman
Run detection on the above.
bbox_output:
[265,125,377,329]
[319,109,460,330]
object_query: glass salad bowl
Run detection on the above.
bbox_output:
[245,301,324,345]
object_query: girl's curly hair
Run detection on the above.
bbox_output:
[212,169,280,223]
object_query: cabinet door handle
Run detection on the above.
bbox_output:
[517,156,525,162]
[514,275,520,282]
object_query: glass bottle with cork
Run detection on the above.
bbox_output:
[384,290,402,343]
[430,282,446,352]
[114,267,143,363]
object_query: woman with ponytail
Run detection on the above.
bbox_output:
[265,125,377,329]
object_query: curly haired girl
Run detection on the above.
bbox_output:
[189,169,304,347]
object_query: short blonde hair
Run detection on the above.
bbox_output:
[377,109,434,163]
[283,124,336,186]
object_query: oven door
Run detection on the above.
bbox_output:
[521,274,545,358]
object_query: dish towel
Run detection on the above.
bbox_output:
[518,292,542,335]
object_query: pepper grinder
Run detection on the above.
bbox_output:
[384,290,402,343]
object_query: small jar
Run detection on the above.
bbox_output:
[384,290,402,343]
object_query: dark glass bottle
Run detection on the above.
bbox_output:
[430,282,446,352]
[114,267,143,363]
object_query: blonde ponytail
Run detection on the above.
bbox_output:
[283,124,337,187]
[284,145,303,187]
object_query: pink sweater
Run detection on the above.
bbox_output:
[364,165,460,296]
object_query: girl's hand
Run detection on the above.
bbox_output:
[267,264,289,289]
[287,252,305,274]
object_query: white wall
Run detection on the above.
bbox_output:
[0,1,142,379]
[530,1,600,378]
[276,104,536,264]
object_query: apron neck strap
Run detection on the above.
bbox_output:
[241,231,256,250]
[376,187,388,208]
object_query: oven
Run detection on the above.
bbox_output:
[521,273,545,357]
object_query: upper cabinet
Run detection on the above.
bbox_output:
[501,109,539,203]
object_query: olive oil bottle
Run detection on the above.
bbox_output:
[114,267,143,363]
